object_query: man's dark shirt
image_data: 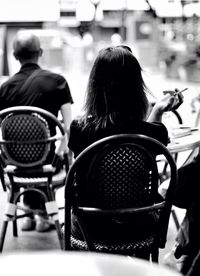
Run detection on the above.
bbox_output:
[0,63,73,117]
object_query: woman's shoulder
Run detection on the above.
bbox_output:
[146,121,167,129]
[70,115,91,135]
[145,121,169,144]
[130,119,166,130]
[141,120,166,129]
[131,120,168,145]
[69,118,81,135]
[70,114,83,124]
[71,115,93,128]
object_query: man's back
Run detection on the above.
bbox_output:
[0,63,73,118]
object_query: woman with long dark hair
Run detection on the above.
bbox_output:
[69,45,182,157]
[67,45,183,258]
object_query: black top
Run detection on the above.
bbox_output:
[0,63,73,117]
[68,116,169,158]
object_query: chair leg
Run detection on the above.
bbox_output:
[151,249,159,263]
[0,220,9,253]
[0,201,17,252]
[54,219,64,250]
[64,201,71,251]
[45,200,64,250]
[171,208,180,231]
[45,183,64,249]
[13,219,18,237]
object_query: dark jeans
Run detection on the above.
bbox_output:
[23,187,47,211]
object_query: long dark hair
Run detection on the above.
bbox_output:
[81,45,149,129]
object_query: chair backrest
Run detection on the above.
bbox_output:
[0,106,65,168]
[79,140,159,209]
[64,134,178,250]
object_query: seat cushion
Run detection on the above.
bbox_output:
[70,234,157,255]
[4,168,66,188]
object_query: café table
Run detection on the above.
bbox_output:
[167,125,200,154]
[158,125,200,177]
[0,251,181,276]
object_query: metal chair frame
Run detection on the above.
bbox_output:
[64,134,178,262]
[0,106,68,252]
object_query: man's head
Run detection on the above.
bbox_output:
[13,31,43,63]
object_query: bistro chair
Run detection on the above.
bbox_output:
[64,134,178,262]
[0,106,68,252]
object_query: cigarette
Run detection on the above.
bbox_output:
[163,88,188,96]
[174,88,188,95]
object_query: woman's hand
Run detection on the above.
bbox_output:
[147,88,184,123]
[155,89,183,113]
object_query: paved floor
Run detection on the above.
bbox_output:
[0,67,199,272]
[0,184,64,252]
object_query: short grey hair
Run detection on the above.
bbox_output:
[13,31,41,60]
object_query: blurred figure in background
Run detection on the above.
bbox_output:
[0,30,73,232]
[82,32,95,72]
[111,33,122,46]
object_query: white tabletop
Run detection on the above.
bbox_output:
[0,251,181,276]
[167,126,200,154]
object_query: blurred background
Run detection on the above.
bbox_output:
[1,0,200,122]
[1,0,200,75]
[1,0,200,121]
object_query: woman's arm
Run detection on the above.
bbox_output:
[147,92,183,123]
